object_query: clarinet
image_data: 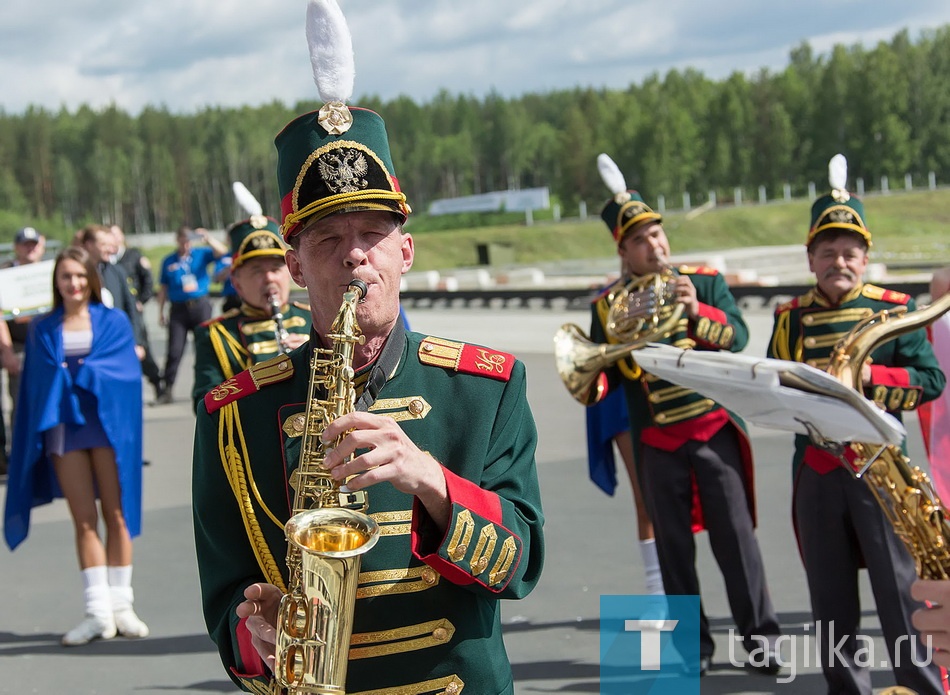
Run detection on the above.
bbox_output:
[268,292,293,354]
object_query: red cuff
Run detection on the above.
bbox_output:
[869,364,911,387]
[690,303,729,348]
[232,616,267,678]
[411,467,503,585]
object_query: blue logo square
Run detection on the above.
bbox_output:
[600,595,700,694]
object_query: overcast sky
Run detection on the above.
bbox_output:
[3,0,950,115]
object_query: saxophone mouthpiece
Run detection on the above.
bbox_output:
[348,279,368,302]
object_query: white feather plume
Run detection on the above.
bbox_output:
[232,181,263,217]
[828,153,848,191]
[597,153,627,196]
[306,0,355,104]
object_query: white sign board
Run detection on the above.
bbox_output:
[634,343,906,446]
[0,260,54,320]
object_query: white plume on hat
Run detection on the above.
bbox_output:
[828,153,850,202]
[597,153,632,204]
[307,0,355,106]
[232,181,263,217]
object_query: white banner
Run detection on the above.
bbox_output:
[0,260,54,320]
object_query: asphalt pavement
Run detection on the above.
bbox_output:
[0,303,932,694]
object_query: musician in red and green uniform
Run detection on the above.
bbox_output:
[191,216,311,411]
[588,179,781,676]
[767,159,945,694]
[191,79,544,694]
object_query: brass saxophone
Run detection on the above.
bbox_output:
[825,291,950,579]
[274,279,381,694]
[269,292,293,355]
[554,253,684,404]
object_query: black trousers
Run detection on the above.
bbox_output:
[164,297,212,390]
[796,465,943,695]
[641,425,781,658]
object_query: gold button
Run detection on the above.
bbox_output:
[421,568,437,585]
[409,399,424,415]
[278,361,288,370]
[473,557,489,574]
[804,337,816,348]
[803,315,814,325]
[455,543,467,556]
[293,415,306,432]
[423,343,434,352]
[444,682,460,695]
[432,627,449,642]
[655,413,667,424]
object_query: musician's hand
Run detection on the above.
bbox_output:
[673,275,699,319]
[861,361,873,386]
[0,348,19,375]
[158,311,168,328]
[284,333,309,351]
[135,345,145,361]
[911,579,950,667]
[236,583,282,672]
[321,411,450,530]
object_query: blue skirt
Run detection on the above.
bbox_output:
[44,355,112,455]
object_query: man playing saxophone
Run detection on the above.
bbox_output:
[191,4,544,693]
[191,213,311,410]
[767,154,945,694]
[586,154,781,677]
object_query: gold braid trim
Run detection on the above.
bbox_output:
[210,322,251,381]
[218,402,287,593]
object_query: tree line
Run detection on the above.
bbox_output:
[2,25,950,239]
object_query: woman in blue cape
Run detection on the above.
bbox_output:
[2,246,149,646]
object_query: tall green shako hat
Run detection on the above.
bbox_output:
[227,181,285,270]
[275,0,411,242]
[597,153,662,244]
[807,153,871,248]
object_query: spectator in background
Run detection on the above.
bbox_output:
[3,245,148,646]
[79,226,148,360]
[213,254,242,314]
[0,226,48,475]
[155,226,227,404]
[109,225,165,403]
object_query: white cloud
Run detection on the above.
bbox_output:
[2,0,950,114]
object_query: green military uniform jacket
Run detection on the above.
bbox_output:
[192,301,312,409]
[768,282,946,475]
[589,266,756,526]
[192,328,544,695]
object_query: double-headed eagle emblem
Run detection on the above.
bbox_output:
[318,148,369,193]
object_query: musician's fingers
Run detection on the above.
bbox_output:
[912,579,950,605]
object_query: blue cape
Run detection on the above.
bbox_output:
[3,303,143,550]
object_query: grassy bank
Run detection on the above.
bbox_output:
[135,188,949,273]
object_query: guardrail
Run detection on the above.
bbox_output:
[398,281,933,312]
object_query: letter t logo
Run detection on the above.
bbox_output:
[625,620,679,670]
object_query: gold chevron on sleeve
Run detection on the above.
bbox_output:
[447,510,475,562]
[489,536,518,586]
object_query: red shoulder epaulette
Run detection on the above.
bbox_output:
[773,296,801,315]
[418,336,514,382]
[863,284,910,305]
[677,265,719,276]
[204,354,295,413]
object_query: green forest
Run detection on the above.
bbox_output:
[3,25,950,244]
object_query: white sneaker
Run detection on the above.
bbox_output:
[62,614,117,646]
[114,608,149,638]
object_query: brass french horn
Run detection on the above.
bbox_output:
[554,256,684,405]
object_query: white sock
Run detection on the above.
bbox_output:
[81,566,112,619]
[108,565,135,611]
[639,539,665,595]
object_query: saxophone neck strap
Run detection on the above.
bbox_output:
[356,318,405,412]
